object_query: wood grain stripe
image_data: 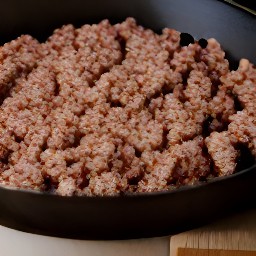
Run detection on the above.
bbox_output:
[177,248,256,256]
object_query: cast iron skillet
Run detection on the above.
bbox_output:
[0,0,256,240]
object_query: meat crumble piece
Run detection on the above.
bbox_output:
[74,20,122,85]
[0,18,255,196]
[170,37,229,84]
[220,58,256,104]
[228,111,256,157]
[98,18,178,112]
[0,35,42,99]
[152,70,211,147]
[160,28,180,58]
[125,110,163,152]
[232,60,256,115]
[154,93,201,146]
[222,59,256,156]
[183,70,212,121]
[41,24,76,58]
[170,43,202,75]
[205,131,238,176]
[208,88,235,131]
[86,172,123,196]
[0,126,19,162]
[57,177,77,196]
[138,136,210,192]
[0,158,44,190]
[200,38,229,84]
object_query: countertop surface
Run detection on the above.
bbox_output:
[1,209,256,256]
[0,225,169,256]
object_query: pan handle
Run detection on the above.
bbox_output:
[223,0,256,15]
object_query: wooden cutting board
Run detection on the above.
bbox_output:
[170,209,256,256]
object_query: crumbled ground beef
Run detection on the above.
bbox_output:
[0,18,255,196]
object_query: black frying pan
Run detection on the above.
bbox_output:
[0,0,255,240]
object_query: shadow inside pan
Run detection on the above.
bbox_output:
[1,0,256,63]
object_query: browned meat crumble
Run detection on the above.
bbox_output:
[0,18,255,196]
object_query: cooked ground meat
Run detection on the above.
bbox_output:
[0,18,255,196]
